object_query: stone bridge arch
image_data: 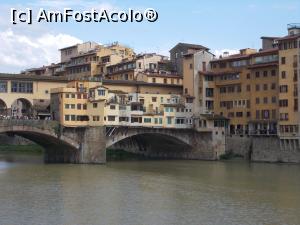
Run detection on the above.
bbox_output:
[106,127,219,160]
[0,120,106,164]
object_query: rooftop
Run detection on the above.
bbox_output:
[170,42,209,52]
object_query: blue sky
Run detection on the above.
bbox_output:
[0,0,300,72]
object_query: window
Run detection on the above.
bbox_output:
[0,81,7,93]
[280,113,289,121]
[281,57,286,64]
[152,97,157,102]
[246,73,250,79]
[77,104,81,110]
[65,104,70,109]
[159,118,163,124]
[71,115,76,121]
[272,96,277,103]
[98,89,106,96]
[65,94,70,98]
[256,97,260,104]
[110,105,116,110]
[263,97,268,104]
[11,82,33,93]
[93,116,100,121]
[164,78,167,84]
[152,78,156,83]
[256,110,260,119]
[256,84,260,91]
[279,85,288,93]
[108,116,115,121]
[262,110,270,119]
[271,83,276,90]
[77,94,81,99]
[65,115,70,121]
[236,112,243,117]
[263,71,268,77]
[206,88,214,97]
[263,84,268,91]
[255,71,260,78]
[167,117,172,124]
[271,70,276,76]
[272,110,276,119]
[246,85,250,91]
[83,104,87,110]
[71,94,75,98]
[279,99,288,107]
[93,103,98,108]
[281,71,286,79]
[144,118,151,123]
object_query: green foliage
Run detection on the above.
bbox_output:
[220,152,243,160]
[0,144,44,154]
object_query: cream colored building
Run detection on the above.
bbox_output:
[50,79,194,128]
[0,73,68,118]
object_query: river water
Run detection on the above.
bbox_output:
[0,153,300,225]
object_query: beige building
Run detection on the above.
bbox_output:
[0,73,68,118]
[106,53,169,80]
[50,79,193,128]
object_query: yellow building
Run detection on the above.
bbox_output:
[106,53,169,81]
[66,43,135,79]
[197,48,279,135]
[277,25,300,138]
[50,79,194,128]
[50,79,105,127]
[0,73,68,118]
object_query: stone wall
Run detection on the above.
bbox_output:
[225,135,252,159]
[226,135,300,163]
[252,137,300,163]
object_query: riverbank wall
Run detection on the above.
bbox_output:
[226,135,300,163]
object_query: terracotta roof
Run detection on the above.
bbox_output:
[170,42,209,52]
[251,48,278,56]
[211,54,250,62]
[247,62,278,69]
[139,72,182,78]
[276,34,300,41]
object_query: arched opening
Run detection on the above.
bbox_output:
[2,131,79,163]
[11,98,33,118]
[107,133,192,160]
[0,99,7,116]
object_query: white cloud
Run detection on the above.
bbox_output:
[0,29,82,73]
[30,0,119,11]
[213,49,239,58]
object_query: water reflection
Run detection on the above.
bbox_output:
[0,155,300,225]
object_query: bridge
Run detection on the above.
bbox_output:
[0,120,224,164]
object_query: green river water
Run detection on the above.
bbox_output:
[0,150,300,225]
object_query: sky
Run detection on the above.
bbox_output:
[0,0,300,73]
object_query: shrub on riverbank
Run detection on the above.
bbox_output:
[220,152,243,160]
[0,144,43,154]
